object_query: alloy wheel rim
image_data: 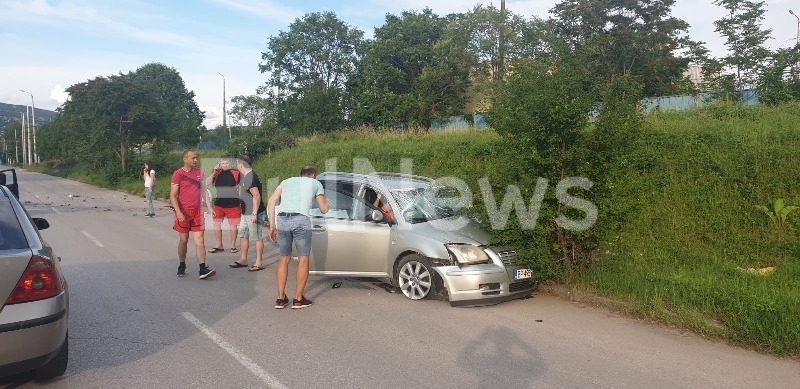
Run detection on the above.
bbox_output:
[398,261,432,300]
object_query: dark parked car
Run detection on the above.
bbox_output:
[0,169,69,380]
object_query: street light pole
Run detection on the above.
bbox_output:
[21,111,27,166]
[20,89,36,164]
[218,72,230,139]
[16,113,21,165]
[791,10,800,47]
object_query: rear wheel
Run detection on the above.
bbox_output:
[34,333,68,380]
[396,254,434,300]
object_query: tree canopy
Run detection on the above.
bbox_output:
[39,63,202,172]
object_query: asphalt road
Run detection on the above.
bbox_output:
[1,168,798,389]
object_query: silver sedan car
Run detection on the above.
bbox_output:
[308,172,535,307]
[0,172,69,380]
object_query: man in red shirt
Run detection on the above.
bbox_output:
[170,149,216,279]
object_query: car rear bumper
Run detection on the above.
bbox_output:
[0,294,68,376]
[435,266,537,307]
[0,332,66,378]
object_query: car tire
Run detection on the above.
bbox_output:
[396,254,435,300]
[34,332,68,380]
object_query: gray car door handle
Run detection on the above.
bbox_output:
[312,225,326,231]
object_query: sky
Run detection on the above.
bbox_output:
[1,0,798,128]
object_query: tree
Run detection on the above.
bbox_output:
[758,48,800,105]
[485,51,597,268]
[40,63,202,171]
[350,8,471,128]
[451,5,550,83]
[229,94,274,129]
[446,6,551,114]
[549,0,691,97]
[259,12,363,133]
[713,0,773,93]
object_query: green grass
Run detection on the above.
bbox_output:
[580,103,800,355]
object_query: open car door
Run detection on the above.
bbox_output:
[0,168,19,199]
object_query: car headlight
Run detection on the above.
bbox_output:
[446,244,491,265]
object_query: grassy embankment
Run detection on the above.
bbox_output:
[255,105,800,357]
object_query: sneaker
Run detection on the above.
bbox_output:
[199,265,216,280]
[177,263,186,277]
[275,295,290,309]
[291,296,313,309]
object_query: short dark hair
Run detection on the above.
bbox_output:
[300,165,316,177]
[237,155,252,168]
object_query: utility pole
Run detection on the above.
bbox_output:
[791,10,800,47]
[20,90,36,164]
[119,115,132,170]
[16,113,21,165]
[219,72,230,139]
[498,0,506,81]
[21,111,27,166]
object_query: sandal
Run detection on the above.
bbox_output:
[248,265,266,272]
[230,247,239,253]
[229,261,248,268]
[208,247,224,253]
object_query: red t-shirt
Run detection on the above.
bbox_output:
[172,167,205,209]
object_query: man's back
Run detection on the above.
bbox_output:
[276,177,323,215]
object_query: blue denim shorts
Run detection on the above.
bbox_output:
[237,211,265,241]
[277,215,312,256]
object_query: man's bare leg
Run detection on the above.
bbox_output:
[229,226,238,249]
[192,231,207,265]
[277,256,291,298]
[254,239,264,267]
[178,233,189,262]
[295,256,309,300]
[212,222,223,249]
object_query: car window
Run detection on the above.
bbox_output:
[0,200,28,250]
[311,180,357,220]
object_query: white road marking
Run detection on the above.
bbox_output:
[181,312,288,389]
[80,230,105,247]
[51,207,61,214]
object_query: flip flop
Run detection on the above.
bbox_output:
[230,247,239,253]
[229,261,247,268]
[208,247,224,253]
[248,265,265,272]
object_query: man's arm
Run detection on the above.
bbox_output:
[316,194,329,214]
[169,183,183,220]
[201,179,214,213]
[248,186,261,217]
[267,188,282,228]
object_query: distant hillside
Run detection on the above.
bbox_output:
[0,102,57,132]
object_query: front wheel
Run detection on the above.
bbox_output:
[396,254,434,300]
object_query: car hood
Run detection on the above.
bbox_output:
[407,216,491,245]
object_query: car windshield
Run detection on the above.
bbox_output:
[392,185,462,224]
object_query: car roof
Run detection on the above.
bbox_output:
[317,172,434,191]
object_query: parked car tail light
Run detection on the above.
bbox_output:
[5,255,63,305]
[446,244,491,265]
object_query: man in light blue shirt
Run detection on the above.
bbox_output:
[267,165,329,309]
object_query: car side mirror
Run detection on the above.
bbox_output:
[33,217,50,230]
[370,209,384,222]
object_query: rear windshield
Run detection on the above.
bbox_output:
[0,200,28,250]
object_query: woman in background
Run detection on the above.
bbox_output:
[143,161,156,217]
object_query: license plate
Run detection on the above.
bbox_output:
[514,269,532,280]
